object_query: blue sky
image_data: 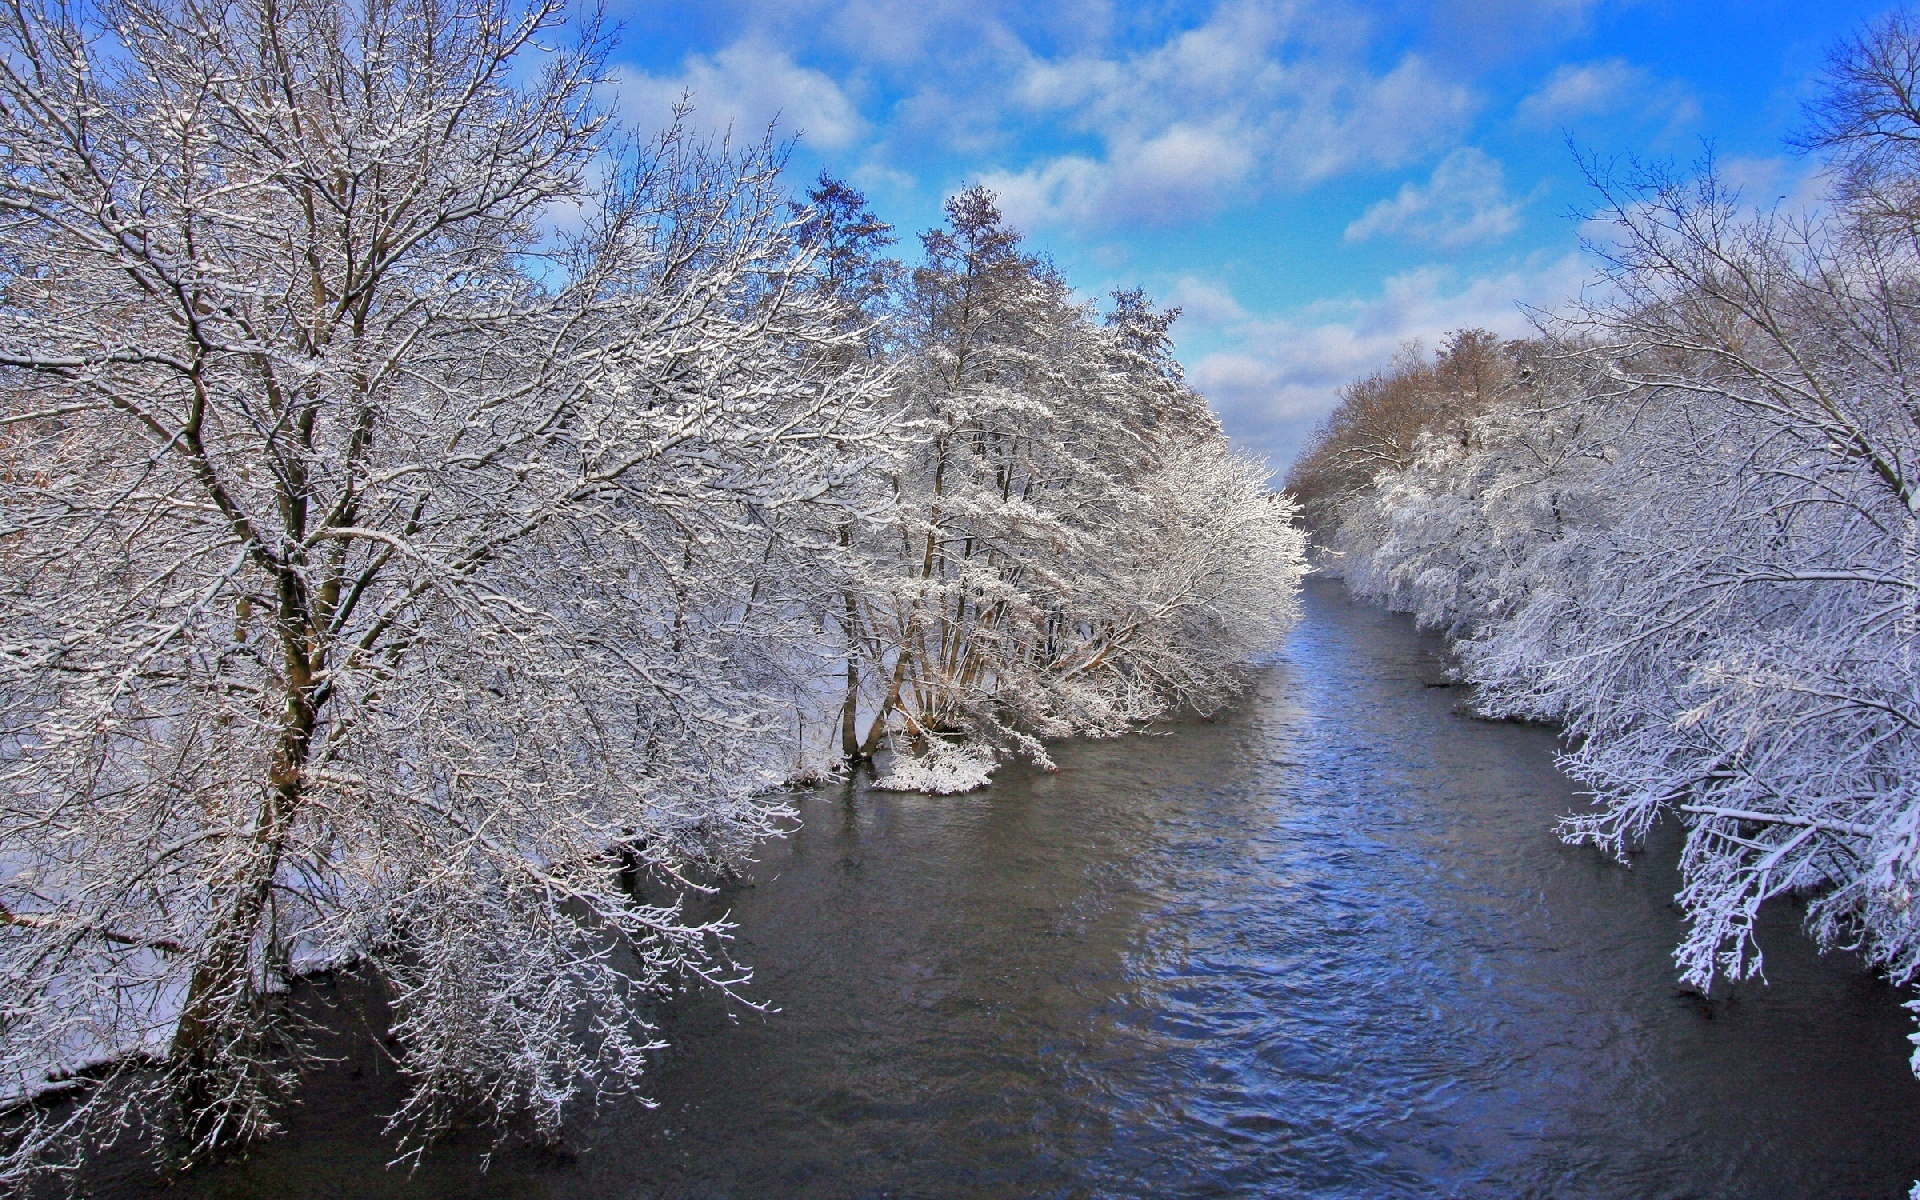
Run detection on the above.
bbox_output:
[604,0,1889,468]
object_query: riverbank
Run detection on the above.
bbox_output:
[97,579,1920,1199]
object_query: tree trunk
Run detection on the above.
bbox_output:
[841,626,862,763]
[171,614,317,1155]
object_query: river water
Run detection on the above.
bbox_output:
[132,579,1920,1198]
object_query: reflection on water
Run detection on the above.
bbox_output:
[119,579,1920,1198]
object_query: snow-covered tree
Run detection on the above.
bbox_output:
[1285,330,1507,536]
[0,0,1307,1176]
[1306,6,1920,1079]
[785,174,904,765]
[0,0,890,1179]
[849,189,1305,785]
[1330,340,1622,638]
[1468,147,1920,999]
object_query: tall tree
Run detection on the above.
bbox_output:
[1284,332,1508,535]
[789,174,902,762]
[0,0,888,1179]
[855,189,1305,789]
[1304,6,1920,1079]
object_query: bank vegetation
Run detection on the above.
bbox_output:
[1290,8,1920,1090]
[0,0,1305,1182]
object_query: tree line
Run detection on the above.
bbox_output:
[1290,9,1920,1088]
[0,0,1305,1182]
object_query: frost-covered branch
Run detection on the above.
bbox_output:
[1296,6,1920,1088]
[0,0,893,1181]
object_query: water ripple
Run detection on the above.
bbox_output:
[133,579,1920,1200]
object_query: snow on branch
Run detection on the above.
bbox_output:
[0,0,1308,1185]
[1298,6,1920,1091]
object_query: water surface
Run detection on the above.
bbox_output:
[134,580,1920,1198]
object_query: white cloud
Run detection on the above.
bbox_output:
[1164,275,1250,327]
[630,2,1493,230]
[613,37,866,150]
[985,125,1257,229]
[978,3,1479,229]
[1344,147,1525,249]
[849,161,919,196]
[1425,0,1603,59]
[1714,155,1827,213]
[1516,59,1634,124]
[808,0,1040,70]
[1515,58,1699,132]
[1179,253,1593,467]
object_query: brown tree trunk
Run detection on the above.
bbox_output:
[839,521,864,763]
[841,590,862,763]
[860,649,911,760]
[171,613,317,1154]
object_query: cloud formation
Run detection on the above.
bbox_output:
[596,0,1841,474]
[1344,147,1525,248]
[1515,58,1699,132]
[983,127,1258,231]
[614,37,866,149]
[1177,253,1592,467]
[980,4,1479,229]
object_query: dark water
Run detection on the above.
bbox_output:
[125,580,1920,1198]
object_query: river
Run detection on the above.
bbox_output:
[120,579,1920,1198]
